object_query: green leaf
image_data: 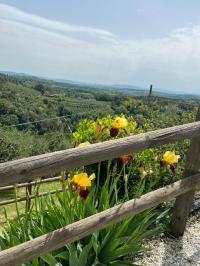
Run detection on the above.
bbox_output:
[31,258,39,266]
[68,245,79,266]
[77,241,93,266]
[55,250,69,261]
[41,253,59,266]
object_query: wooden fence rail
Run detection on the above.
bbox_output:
[1,121,200,186]
[0,188,63,206]
[0,176,61,191]
[1,117,200,265]
[0,176,62,207]
[0,173,199,266]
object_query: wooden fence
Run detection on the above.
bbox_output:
[0,176,61,207]
[0,109,200,265]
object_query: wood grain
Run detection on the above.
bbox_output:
[171,107,200,237]
[0,173,199,266]
[1,121,200,186]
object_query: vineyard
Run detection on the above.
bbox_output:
[0,74,200,265]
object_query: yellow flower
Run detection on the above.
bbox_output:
[71,172,95,190]
[162,151,180,165]
[77,141,90,148]
[112,116,128,129]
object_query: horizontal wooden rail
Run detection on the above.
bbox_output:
[0,189,63,206]
[0,173,199,266]
[0,176,61,191]
[1,121,200,186]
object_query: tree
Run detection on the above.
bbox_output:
[34,84,46,95]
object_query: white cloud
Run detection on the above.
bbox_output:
[0,3,200,93]
[0,3,116,40]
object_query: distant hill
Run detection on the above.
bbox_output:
[0,71,198,162]
[1,70,200,100]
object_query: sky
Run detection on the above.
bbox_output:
[1,1,200,93]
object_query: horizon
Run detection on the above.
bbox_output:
[2,69,200,97]
[1,1,200,94]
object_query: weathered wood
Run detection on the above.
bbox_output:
[1,121,200,186]
[171,107,200,237]
[0,189,63,206]
[0,173,199,266]
[0,176,61,191]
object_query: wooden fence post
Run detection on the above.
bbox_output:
[171,106,200,237]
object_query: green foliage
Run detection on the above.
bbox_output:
[72,115,139,144]
[0,74,198,162]
[127,148,183,197]
[0,128,71,162]
[72,116,184,197]
[0,74,197,265]
[0,164,166,265]
[34,84,46,95]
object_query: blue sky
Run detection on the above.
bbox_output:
[1,1,200,93]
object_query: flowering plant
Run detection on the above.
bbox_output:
[72,115,140,144]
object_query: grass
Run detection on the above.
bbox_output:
[0,181,61,222]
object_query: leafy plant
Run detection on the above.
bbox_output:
[0,163,166,265]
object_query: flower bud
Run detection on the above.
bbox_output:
[124,174,128,183]
[140,167,147,178]
[148,169,153,175]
